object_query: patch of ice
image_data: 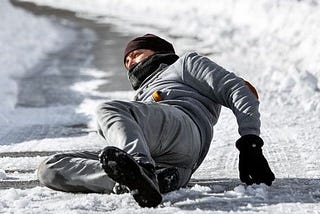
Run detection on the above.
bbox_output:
[0,169,7,180]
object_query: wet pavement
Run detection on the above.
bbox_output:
[0,0,135,189]
[5,0,134,142]
[1,0,134,145]
[11,0,133,108]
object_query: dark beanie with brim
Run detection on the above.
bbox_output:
[124,34,175,63]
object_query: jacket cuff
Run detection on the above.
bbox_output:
[236,134,264,151]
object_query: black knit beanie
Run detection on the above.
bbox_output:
[124,34,175,63]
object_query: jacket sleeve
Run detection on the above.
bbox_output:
[181,52,261,136]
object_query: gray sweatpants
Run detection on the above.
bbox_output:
[38,100,201,193]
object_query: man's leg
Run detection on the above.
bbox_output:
[38,151,115,193]
[96,100,201,190]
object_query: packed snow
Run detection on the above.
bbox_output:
[1,0,320,213]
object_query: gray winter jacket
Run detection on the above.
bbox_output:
[133,52,260,169]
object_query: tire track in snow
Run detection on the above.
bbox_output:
[213,109,239,177]
[0,150,78,158]
[263,121,302,207]
[195,108,320,211]
[263,118,319,212]
[0,180,40,190]
[192,108,240,198]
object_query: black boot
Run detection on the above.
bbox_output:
[99,146,162,208]
[113,167,180,194]
[156,167,180,193]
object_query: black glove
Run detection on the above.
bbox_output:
[236,135,275,186]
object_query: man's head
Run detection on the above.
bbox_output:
[124,34,175,70]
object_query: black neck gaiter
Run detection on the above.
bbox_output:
[128,53,179,90]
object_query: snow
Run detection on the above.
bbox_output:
[0,0,73,112]
[1,0,320,213]
[17,0,320,112]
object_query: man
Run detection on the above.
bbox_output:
[38,34,275,208]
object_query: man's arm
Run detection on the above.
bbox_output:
[182,52,275,185]
[182,52,260,136]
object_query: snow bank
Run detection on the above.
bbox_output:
[0,0,71,112]
[18,0,320,112]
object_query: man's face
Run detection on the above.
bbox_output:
[125,49,155,71]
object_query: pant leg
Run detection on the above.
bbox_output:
[38,151,115,193]
[96,100,201,187]
[96,100,155,165]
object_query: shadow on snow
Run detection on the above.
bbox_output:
[162,177,320,212]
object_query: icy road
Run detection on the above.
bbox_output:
[0,0,320,213]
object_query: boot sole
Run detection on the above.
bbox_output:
[99,146,162,207]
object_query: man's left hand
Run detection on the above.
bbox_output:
[236,135,275,186]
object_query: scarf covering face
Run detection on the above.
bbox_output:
[128,53,179,90]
